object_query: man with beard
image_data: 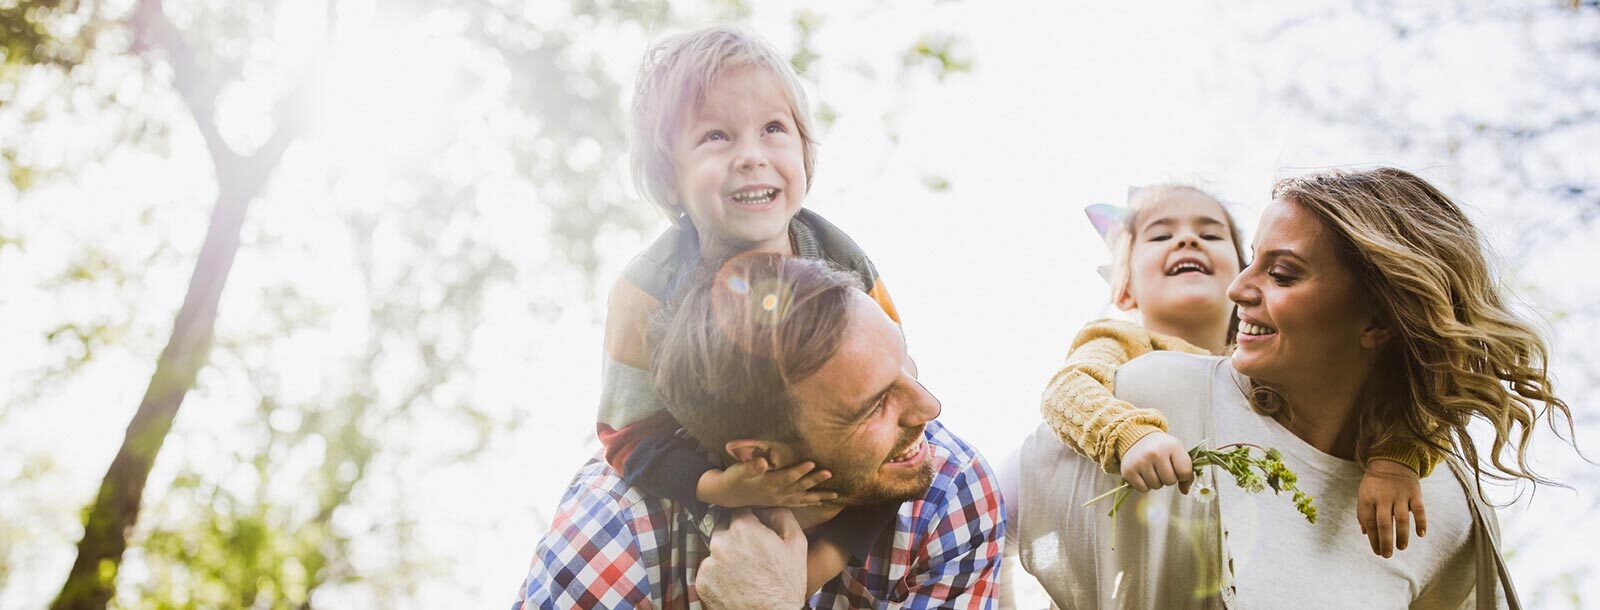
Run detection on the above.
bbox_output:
[511,253,1003,609]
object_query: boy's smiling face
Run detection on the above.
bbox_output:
[670,66,807,259]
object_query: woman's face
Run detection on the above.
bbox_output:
[1228,198,1386,387]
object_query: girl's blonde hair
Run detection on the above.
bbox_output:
[1107,184,1249,342]
[1258,167,1575,488]
[629,25,819,220]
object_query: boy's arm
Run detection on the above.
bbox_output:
[597,277,666,471]
[620,419,717,510]
[867,277,901,324]
[1040,320,1180,473]
[513,480,656,609]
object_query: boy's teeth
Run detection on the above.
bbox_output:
[731,188,776,203]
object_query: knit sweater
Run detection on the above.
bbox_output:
[1041,318,1439,476]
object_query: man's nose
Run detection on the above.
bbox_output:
[901,377,942,426]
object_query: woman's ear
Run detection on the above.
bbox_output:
[1360,320,1394,350]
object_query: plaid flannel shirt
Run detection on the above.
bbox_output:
[513,420,1004,609]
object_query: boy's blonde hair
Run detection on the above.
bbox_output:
[1107,184,1248,309]
[630,25,819,220]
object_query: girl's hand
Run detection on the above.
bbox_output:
[1357,459,1427,558]
[1120,431,1195,494]
[697,459,837,508]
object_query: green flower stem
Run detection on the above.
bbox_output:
[1084,441,1319,524]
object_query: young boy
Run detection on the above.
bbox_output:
[598,25,901,592]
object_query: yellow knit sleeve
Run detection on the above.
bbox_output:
[1369,438,1443,477]
[1040,320,1178,474]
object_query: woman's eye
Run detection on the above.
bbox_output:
[1268,268,1296,285]
[765,122,786,134]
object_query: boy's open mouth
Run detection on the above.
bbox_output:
[728,187,779,206]
[1166,257,1212,276]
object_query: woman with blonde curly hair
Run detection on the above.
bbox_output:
[1006,167,1574,609]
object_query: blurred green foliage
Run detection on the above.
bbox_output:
[2,0,976,607]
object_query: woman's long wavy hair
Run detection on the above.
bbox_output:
[1255,167,1575,490]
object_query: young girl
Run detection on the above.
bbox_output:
[1042,184,1436,556]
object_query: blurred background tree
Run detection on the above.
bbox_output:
[1,0,971,608]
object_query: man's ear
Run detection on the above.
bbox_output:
[724,439,774,465]
[1360,319,1394,350]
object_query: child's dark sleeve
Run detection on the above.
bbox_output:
[619,416,716,510]
[811,501,901,564]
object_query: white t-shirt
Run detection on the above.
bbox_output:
[1209,362,1477,609]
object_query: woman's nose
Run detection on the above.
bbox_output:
[1227,269,1258,306]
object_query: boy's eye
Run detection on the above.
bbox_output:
[764,122,786,134]
[1202,233,1225,241]
[1148,234,1173,242]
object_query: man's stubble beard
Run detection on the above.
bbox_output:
[810,426,936,507]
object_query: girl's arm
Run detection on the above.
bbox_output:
[1040,320,1205,473]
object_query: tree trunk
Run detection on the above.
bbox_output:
[48,0,310,604]
[50,182,253,610]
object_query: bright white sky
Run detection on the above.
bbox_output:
[1,1,1596,609]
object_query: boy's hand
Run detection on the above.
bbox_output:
[697,459,837,508]
[804,537,851,596]
[1357,458,1427,558]
[1120,431,1194,494]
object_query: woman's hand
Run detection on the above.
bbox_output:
[1120,431,1195,494]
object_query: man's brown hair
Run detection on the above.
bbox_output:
[651,253,860,455]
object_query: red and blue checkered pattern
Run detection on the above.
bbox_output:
[513,420,1004,609]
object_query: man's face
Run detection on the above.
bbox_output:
[787,292,942,506]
